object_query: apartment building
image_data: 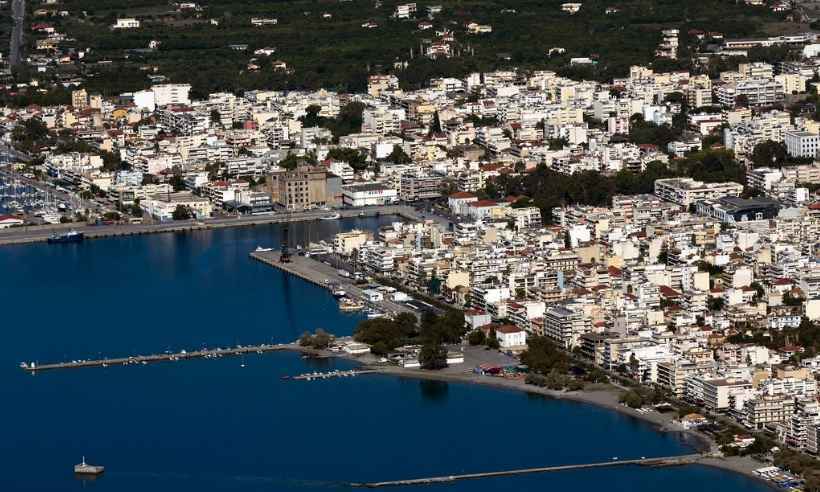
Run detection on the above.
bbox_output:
[654,178,744,208]
[715,78,784,107]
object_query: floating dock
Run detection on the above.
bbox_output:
[351,455,703,487]
[19,343,290,372]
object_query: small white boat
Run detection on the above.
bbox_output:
[320,213,341,220]
[255,246,273,252]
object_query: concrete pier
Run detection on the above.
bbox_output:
[19,343,291,372]
[249,251,417,316]
[352,454,703,487]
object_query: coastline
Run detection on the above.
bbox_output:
[294,345,778,490]
[372,365,779,490]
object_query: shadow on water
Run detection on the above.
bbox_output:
[420,379,449,402]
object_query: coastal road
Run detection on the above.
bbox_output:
[0,204,434,245]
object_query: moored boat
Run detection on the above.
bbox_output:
[338,297,364,312]
[48,230,83,244]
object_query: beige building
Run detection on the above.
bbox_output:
[267,166,340,210]
[72,89,88,110]
[334,230,370,255]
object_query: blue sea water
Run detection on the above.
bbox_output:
[0,218,770,492]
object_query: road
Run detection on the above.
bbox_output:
[0,204,439,245]
[8,0,24,66]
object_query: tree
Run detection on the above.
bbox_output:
[485,327,500,349]
[520,336,568,374]
[751,140,787,168]
[279,153,300,171]
[210,109,222,127]
[467,330,486,346]
[620,390,644,409]
[387,145,412,164]
[327,147,368,171]
[172,205,192,220]
[310,329,332,349]
[429,111,442,134]
[783,291,803,307]
[419,339,448,370]
[169,174,186,191]
[707,297,725,311]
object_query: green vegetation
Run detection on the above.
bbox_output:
[300,102,364,141]
[29,0,785,96]
[486,148,745,223]
[353,310,466,370]
[520,336,569,374]
[467,329,486,346]
[171,204,192,220]
[298,329,333,349]
[353,312,419,354]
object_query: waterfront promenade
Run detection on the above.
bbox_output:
[0,204,440,246]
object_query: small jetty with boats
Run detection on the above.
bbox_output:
[286,369,377,381]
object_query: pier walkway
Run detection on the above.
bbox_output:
[352,454,703,487]
[19,343,291,372]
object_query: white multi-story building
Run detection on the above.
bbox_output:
[341,182,398,207]
[152,83,192,107]
[654,178,744,208]
[785,131,820,159]
[716,78,784,107]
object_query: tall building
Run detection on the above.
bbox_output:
[267,166,341,210]
[71,89,88,110]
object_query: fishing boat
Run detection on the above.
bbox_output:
[338,298,364,312]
